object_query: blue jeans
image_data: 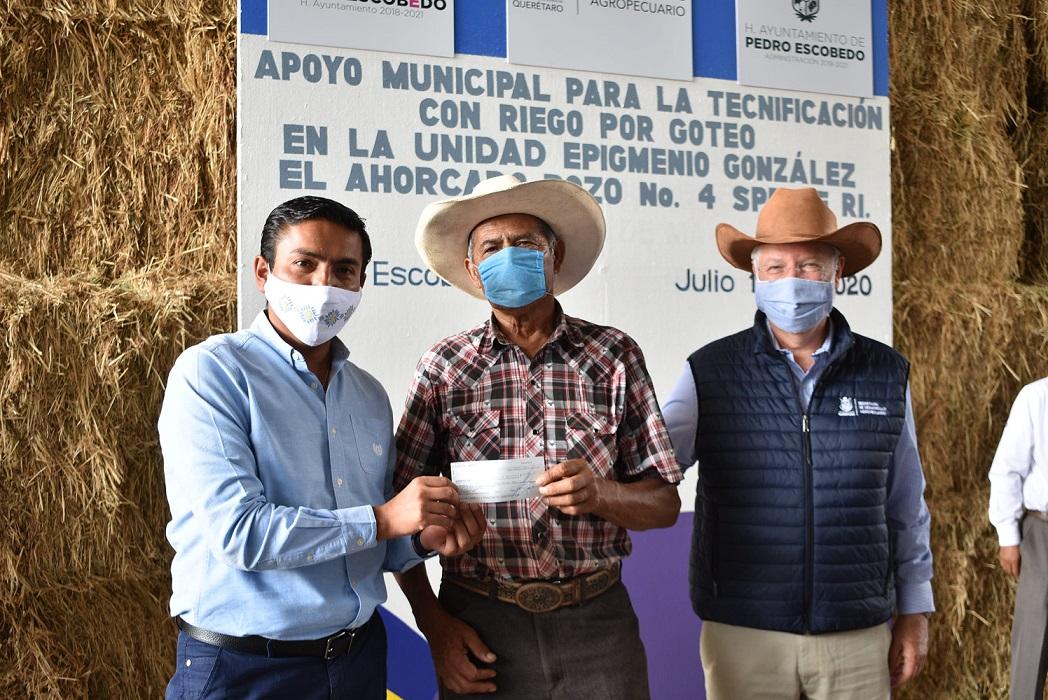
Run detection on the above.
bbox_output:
[165,614,386,700]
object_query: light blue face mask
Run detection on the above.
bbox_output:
[755,276,834,333]
[477,246,548,309]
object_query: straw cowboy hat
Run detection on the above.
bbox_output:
[415,175,606,299]
[716,187,882,277]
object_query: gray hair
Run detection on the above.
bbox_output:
[466,216,557,262]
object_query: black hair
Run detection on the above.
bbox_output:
[260,196,372,268]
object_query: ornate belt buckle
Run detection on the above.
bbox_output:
[514,582,563,613]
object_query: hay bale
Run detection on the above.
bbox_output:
[895,281,1048,699]
[891,94,1025,285]
[889,0,1029,285]
[0,5,236,280]
[890,1,1028,125]
[0,270,234,698]
[1017,111,1048,282]
[1029,0,1048,96]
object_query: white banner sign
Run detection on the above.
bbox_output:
[268,0,454,57]
[237,36,892,423]
[736,0,873,97]
[507,0,693,81]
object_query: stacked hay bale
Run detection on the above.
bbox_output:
[0,2,236,697]
[1,0,1045,697]
[891,1,1048,697]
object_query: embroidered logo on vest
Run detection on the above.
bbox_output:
[838,396,889,417]
[857,400,888,416]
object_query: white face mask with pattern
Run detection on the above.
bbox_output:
[263,273,362,347]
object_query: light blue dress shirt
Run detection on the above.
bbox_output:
[662,320,935,615]
[159,312,421,640]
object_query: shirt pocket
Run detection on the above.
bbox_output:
[566,411,617,477]
[353,416,391,474]
[446,409,501,462]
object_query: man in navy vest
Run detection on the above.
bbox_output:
[662,188,934,699]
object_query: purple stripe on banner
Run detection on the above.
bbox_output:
[623,513,705,700]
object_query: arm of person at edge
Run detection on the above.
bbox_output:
[393,359,497,694]
[536,338,682,529]
[661,364,934,689]
[989,385,1038,581]
[159,345,459,572]
[872,384,937,688]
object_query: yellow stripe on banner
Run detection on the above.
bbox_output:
[386,691,403,700]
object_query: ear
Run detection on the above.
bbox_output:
[464,256,484,291]
[552,238,566,275]
[359,269,367,289]
[254,255,270,295]
[835,256,846,285]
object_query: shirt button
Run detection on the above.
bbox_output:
[546,399,554,407]
[532,428,540,435]
[311,382,318,390]
[306,554,314,561]
[356,538,364,546]
[488,519,496,526]
[331,428,337,435]
[337,478,344,486]
[185,659,192,668]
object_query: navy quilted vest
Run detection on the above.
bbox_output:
[687,310,908,634]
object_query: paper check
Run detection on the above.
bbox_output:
[450,457,546,503]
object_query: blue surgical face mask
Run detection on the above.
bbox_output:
[755,276,834,333]
[476,246,549,309]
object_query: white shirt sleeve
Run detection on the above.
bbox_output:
[661,363,699,469]
[989,384,1038,546]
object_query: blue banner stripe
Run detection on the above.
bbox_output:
[241,0,265,34]
[240,1,888,95]
[379,607,438,700]
[871,0,888,96]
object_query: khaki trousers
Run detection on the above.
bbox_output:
[700,620,891,700]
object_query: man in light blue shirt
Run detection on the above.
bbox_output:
[159,196,484,699]
[661,188,933,700]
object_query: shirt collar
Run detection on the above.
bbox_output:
[766,317,834,358]
[250,310,350,372]
[473,301,583,355]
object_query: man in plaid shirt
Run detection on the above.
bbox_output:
[394,175,683,699]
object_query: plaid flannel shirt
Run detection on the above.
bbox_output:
[394,306,682,580]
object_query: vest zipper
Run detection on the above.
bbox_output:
[802,412,813,633]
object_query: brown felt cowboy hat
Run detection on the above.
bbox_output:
[715,187,882,277]
[415,175,606,299]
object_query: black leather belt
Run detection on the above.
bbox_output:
[175,615,371,660]
[445,563,621,614]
